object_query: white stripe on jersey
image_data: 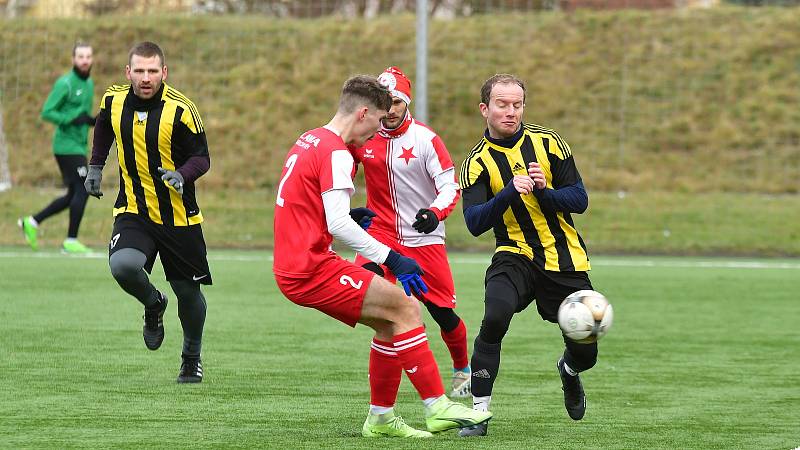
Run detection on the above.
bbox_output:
[387,122,458,247]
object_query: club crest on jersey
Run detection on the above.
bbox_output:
[296,132,321,150]
[135,111,147,125]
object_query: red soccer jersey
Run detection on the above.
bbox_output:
[273,126,357,277]
[354,119,460,247]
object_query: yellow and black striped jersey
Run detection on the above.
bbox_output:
[97,83,208,226]
[460,123,590,272]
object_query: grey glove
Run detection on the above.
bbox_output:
[158,167,184,195]
[84,165,104,198]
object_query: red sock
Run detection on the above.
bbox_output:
[441,319,469,370]
[369,339,402,407]
[392,327,445,400]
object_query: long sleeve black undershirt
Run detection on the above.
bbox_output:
[89,106,210,183]
[463,179,588,237]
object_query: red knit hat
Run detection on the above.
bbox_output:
[378,66,412,105]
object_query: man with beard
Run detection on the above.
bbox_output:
[352,67,470,399]
[85,41,212,383]
[19,42,96,253]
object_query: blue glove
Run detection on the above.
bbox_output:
[397,273,429,298]
[349,207,377,230]
[384,250,428,297]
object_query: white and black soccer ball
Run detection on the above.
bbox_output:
[557,290,614,344]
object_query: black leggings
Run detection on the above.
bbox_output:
[479,273,597,372]
[33,155,89,238]
[109,248,207,357]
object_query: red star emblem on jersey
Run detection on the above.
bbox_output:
[398,146,416,165]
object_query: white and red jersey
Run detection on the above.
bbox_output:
[354,118,460,247]
[273,127,357,277]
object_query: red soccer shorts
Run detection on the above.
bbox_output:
[275,255,376,327]
[355,236,457,309]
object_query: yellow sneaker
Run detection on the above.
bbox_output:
[425,396,492,433]
[62,239,91,254]
[18,217,38,250]
[362,411,432,438]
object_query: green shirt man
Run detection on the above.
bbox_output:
[41,63,95,155]
[18,42,96,253]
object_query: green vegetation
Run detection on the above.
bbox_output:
[1,9,798,255]
[1,8,799,193]
[3,187,800,255]
[1,250,797,448]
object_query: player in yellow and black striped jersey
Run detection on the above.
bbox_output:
[457,75,602,437]
[95,81,207,227]
[460,122,590,272]
[84,42,210,384]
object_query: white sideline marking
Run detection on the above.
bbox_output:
[0,251,798,270]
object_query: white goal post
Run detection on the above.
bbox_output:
[0,98,11,192]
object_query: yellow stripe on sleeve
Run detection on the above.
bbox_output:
[111,93,138,216]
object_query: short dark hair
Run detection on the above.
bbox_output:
[338,75,392,113]
[72,41,91,56]
[128,41,165,66]
[480,74,526,105]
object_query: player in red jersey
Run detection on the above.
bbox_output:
[272,75,491,438]
[353,67,470,398]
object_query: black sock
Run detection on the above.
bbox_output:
[562,335,598,373]
[172,280,207,359]
[470,336,502,397]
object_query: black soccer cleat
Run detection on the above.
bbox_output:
[557,357,586,420]
[143,291,168,350]
[458,422,488,437]
[177,357,203,383]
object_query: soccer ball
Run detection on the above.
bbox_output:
[557,290,614,344]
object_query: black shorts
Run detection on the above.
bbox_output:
[55,154,88,186]
[109,213,212,285]
[485,251,592,323]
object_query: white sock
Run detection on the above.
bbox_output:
[423,395,445,408]
[27,217,38,227]
[563,361,578,376]
[64,238,78,243]
[369,405,394,416]
[473,395,491,412]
